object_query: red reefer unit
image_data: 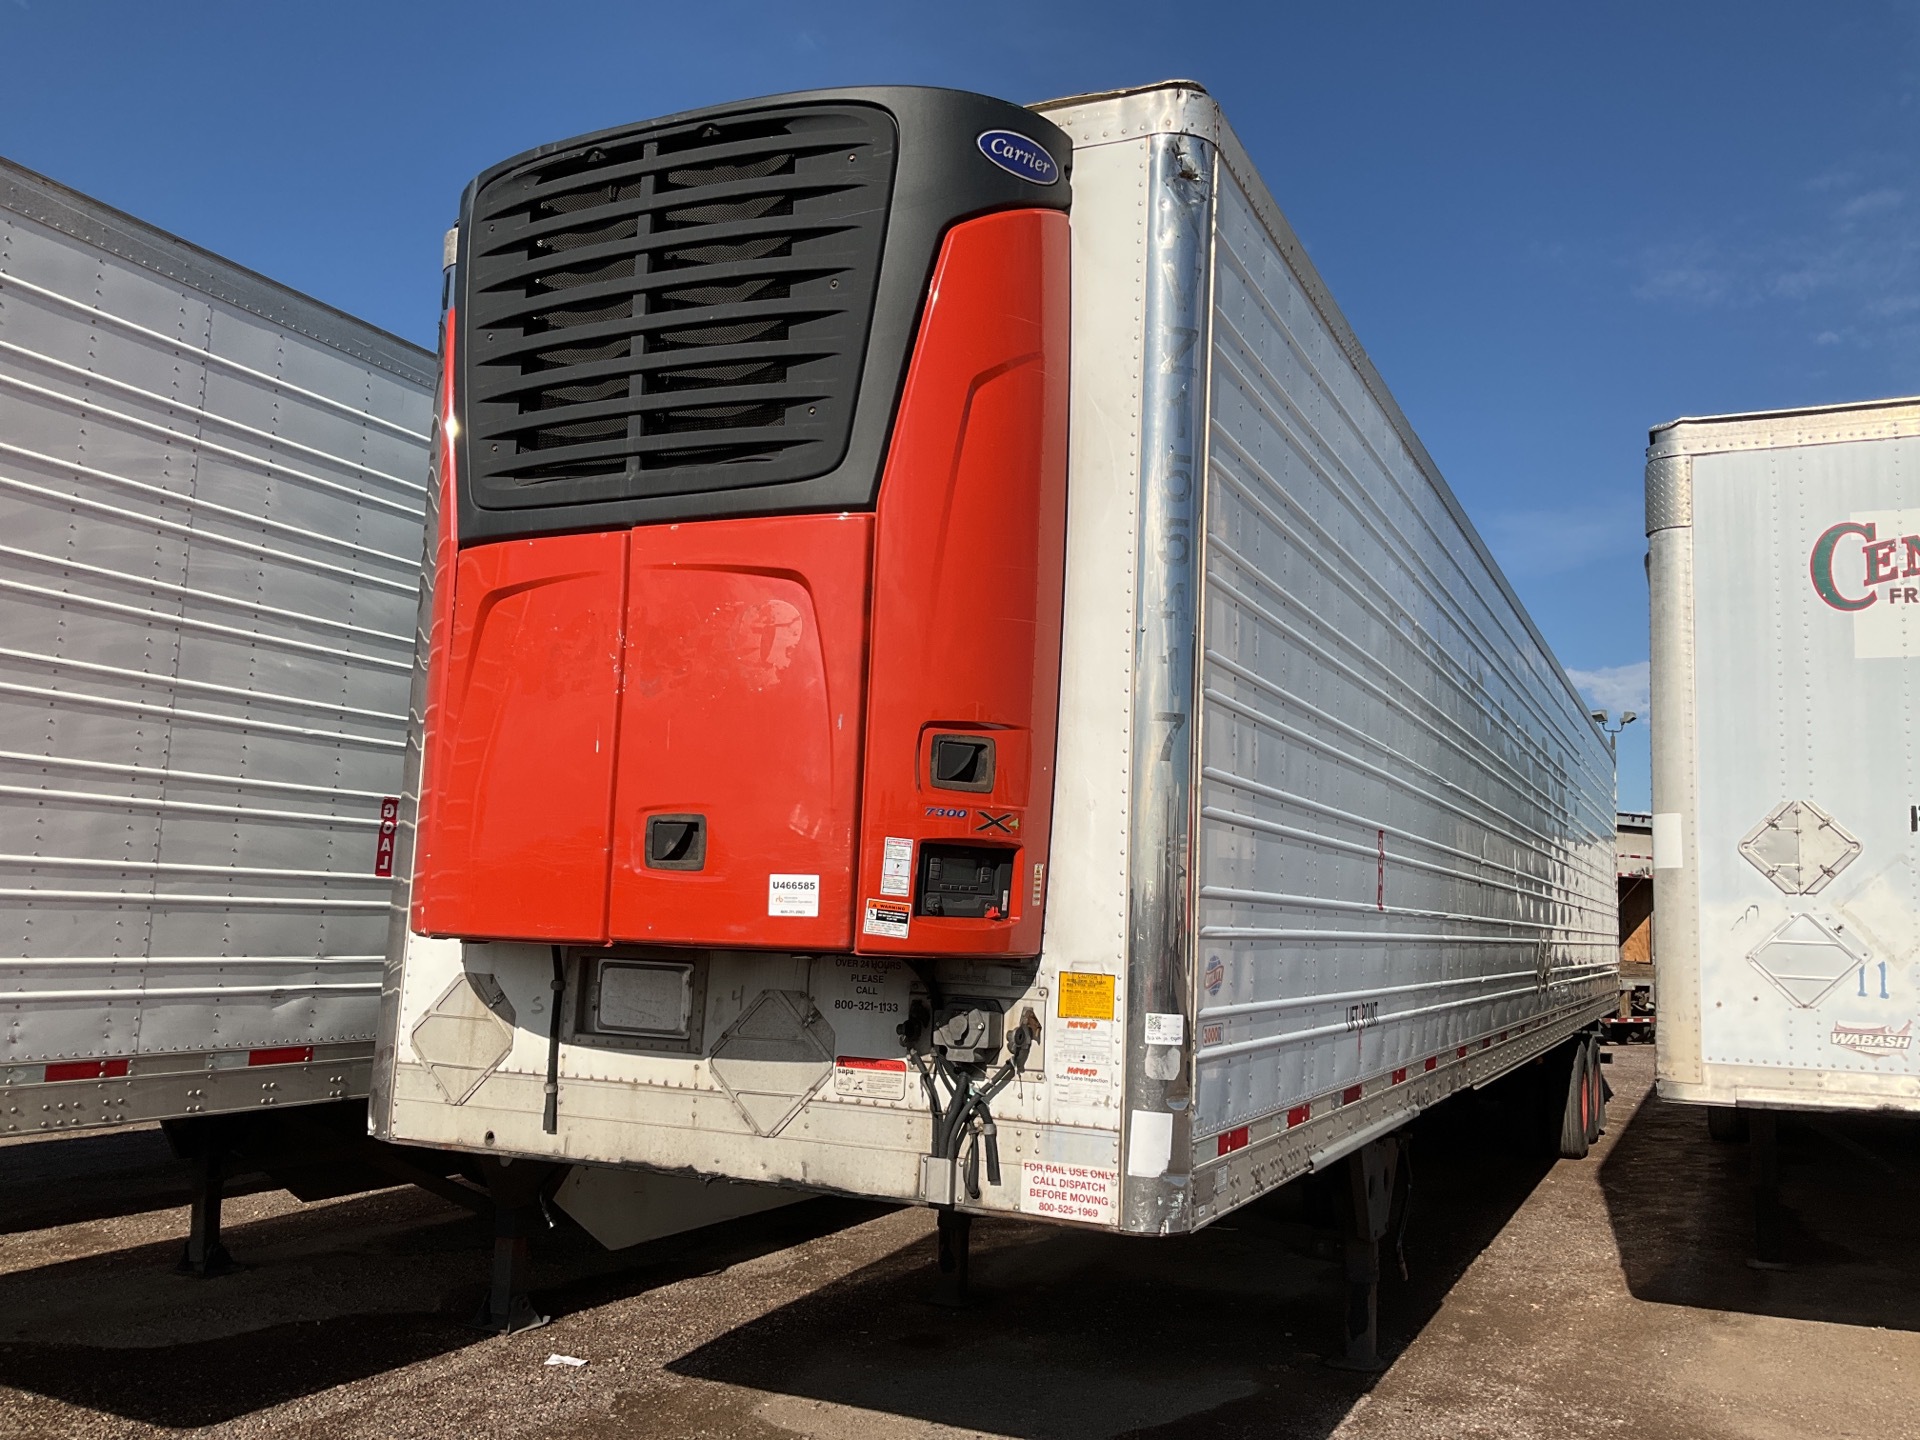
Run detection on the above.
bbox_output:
[410,89,1073,962]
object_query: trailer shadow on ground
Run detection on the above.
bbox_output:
[653,1092,1559,1440]
[0,1125,275,1234]
[1597,1076,1920,1333]
[0,1182,893,1430]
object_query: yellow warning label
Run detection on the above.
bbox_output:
[1056,971,1116,1021]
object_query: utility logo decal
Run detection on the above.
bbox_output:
[1830,1020,1913,1058]
[977,130,1059,185]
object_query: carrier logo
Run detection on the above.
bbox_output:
[977,130,1059,185]
[1810,520,1920,611]
[1830,1020,1912,1057]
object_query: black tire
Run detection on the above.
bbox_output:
[1557,1042,1591,1159]
[1707,1106,1749,1143]
[1583,1036,1605,1145]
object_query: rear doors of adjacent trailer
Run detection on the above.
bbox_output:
[1648,398,1920,1113]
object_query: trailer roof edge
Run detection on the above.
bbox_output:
[0,154,435,387]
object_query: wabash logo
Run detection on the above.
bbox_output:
[1830,1020,1913,1058]
[1810,520,1920,611]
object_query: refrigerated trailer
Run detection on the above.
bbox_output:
[1647,397,1920,1253]
[375,82,1619,1355]
[0,155,445,1264]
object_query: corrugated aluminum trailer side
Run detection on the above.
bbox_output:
[1037,87,1618,1234]
[0,157,434,1136]
[1649,397,1920,1115]
[377,82,1617,1263]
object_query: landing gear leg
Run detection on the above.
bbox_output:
[472,1159,556,1334]
[1748,1108,1787,1271]
[932,1207,972,1308]
[174,1118,237,1278]
[1328,1136,1399,1372]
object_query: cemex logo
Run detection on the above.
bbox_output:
[1810,521,1920,611]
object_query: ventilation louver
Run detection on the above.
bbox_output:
[464,105,895,510]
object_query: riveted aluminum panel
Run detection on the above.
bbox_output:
[1651,397,1920,1112]
[0,157,432,1131]
[1188,113,1619,1188]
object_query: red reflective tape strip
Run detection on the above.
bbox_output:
[1391,1067,1407,1085]
[1499,1030,1509,1042]
[1342,1084,1363,1104]
[1456,1046,1468,1058]
[1481,1038,1492,1050]
[43,1059,129,1082]
[1286,1104,1311,1128]
[1424,1056,1438,1072]
[1217,1125,1250,1156]
[247,1046,314,1067]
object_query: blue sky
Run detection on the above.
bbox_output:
[6,2,1918,809]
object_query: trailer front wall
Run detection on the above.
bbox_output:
[0,163,432,1132]
[1186,117,1620,1200]
[1651,403,1920,1112]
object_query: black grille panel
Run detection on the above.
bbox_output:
[463,105,896,510]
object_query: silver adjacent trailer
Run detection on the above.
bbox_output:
[378,84,1617,1240]
[1649,396,1920,1116]
[0,157,434,1136]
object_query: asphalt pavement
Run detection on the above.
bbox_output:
[2,1045,1916,1439]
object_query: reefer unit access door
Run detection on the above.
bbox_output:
[1650,398,1920,1113]
[0,159,433,1132]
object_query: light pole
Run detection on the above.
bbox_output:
[1590,708,1637,753]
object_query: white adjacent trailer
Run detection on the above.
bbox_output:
[376,82,1618,1350]
[1648,397,1920,1119]
[0,156,434,1137]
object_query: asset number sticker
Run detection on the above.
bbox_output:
[768,874,820,917]
[1020,1162,1117,1225]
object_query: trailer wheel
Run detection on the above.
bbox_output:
[1557,1043,1591,1160]
[1583,1037,1605,1146]
[1707,1106,1749,1143]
